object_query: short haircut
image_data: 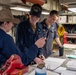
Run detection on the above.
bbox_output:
[0,22,4,26]
[50,10,59,17]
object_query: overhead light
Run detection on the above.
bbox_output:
[10,7,49,15]
[68,8,76,12]
[42,11,49,15]
[10,7,30,12]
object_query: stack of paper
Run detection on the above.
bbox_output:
[66,60,76,71]
[44,57,66,70]
[61,70,76,75]
[63,44,76,50]
[54,67,66,74]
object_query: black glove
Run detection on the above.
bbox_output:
[59,46,64,56]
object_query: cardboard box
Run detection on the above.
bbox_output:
[58,16,67,23]
[73,16,76,23]
[68,16,73,23]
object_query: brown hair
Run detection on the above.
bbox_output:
[50,10,59,17]
[0,21,10,26]
[0,22,4,26]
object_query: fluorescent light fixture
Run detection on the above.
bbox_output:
[10,7,30,12]
[68,8,76,12]
[42,11,49,15]
[10,7,49,15]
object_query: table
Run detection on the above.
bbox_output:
[24,50,76,75]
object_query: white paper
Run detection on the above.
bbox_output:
[63,44,76,49]
[44,57,66,70]
[66,60,76,71]
[73,50,76,54]
[45,57,66,64]
[54,67,66,73]
[66,60,76,66]
[61,70,76,75]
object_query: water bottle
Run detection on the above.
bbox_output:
[35,63,46,75]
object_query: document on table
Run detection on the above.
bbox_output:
[44,57,66,70]
[54,67,66,73]
[61,70,76,75]
[27,70,59,75]
[63,44,76,50]
[66,60,76,71]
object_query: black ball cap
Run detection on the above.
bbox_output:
[30,4,42,18]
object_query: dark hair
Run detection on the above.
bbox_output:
[0,21,10,26]
[0,22,4,26]
[50,10,59,17]
[6,21,10,23]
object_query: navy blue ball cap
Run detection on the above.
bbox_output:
[30,4,42,18]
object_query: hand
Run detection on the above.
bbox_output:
[35,37,46,48]
[39,55,45,60]
[59,46,64,50]
[34,57,44,64]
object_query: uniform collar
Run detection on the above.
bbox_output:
[42,19,55,29]
[0,29,6,34]
[42,19,51,30]
[27,19,37,34]
[26,19,42,35]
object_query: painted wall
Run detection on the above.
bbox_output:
[42,0,61,11]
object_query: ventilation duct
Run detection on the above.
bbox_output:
[59,0,76,4]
